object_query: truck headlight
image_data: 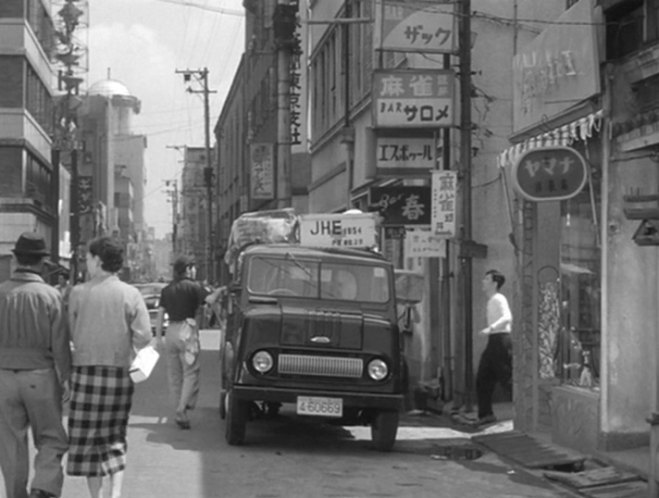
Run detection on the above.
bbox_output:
[367,359,388,381]
[252,350,274,373]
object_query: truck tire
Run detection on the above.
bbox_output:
[371,410,399,452]
[225,389,248,445]
[219,389,227,420]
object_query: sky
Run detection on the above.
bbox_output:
[83,0,245,238]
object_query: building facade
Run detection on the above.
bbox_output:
[0,0,61,280]
[77,78,147,279]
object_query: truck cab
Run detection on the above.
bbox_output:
[220,243,406,451]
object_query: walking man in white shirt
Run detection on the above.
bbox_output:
[475,269,513,426]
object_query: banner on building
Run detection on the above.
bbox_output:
[404,226,446,258]
[369,186,430,226]
[249,143,275,200]
[372,70,455,128]
[512,0,600,133]
[431,170,457,237]
[374,0,457,54]
[299,213,377,248]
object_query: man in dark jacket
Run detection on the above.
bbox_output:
[0,232,71,498]
[154,256,207,429]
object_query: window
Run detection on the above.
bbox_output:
[605,0,644,59]
[558,153,601,388]
[247,256,391,303]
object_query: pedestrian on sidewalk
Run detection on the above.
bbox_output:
[0,232,71,498]
[66,236,152,498]
[154,256,207,429]
[475,269,513,426]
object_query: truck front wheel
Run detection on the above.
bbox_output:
[371,410,399,452]
[225,389,248,445]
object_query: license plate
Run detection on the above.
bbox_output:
[296,396,343,418]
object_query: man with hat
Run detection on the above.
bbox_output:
[0,232,71,498]
[154,256,207,429]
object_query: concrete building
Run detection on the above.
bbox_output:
[77,77,147,279]
[214,0,310,284]
[0,0,62,280]
[180,146,212,281]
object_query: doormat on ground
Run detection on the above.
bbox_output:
[543,466,642,488]
[472,430,586,469]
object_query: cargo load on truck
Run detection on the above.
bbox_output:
[223,208,299,273]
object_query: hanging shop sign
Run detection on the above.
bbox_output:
[376,136,434,170]
[372,69,455,129]
[249,143,275,200]
[369,186,430,226]
[431,170,457,237]
[405,227,446,258]
[290,5,307,154]
[374,0,457,54]
[512,0,600,134]
[299,213,378,248]
[512,146,588,202]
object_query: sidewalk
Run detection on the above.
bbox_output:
[401,401,652,497]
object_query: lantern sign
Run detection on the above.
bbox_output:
[512,146,588,202]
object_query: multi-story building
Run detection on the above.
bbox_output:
[180,146,212,281]
[214,0,310,284]
[77,77,146,278]
[0,0,62,280]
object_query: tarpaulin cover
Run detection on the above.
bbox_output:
[224,208,299,272]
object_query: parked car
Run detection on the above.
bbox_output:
[220,243,408,451]
[134,283,168,335]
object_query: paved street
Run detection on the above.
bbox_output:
[54,330,570,498]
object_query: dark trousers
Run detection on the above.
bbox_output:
[476,333,512,418]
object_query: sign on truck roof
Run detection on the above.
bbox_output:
[299,213,378,249]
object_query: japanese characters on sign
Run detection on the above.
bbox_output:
[404,227,446,258]
[512,0,599,133]
[376,137,434,169]
[512,146,588,202]
[374,0,457,54]
[369,186,431,226]
[373,70,455,128]
[299,213,378,248]
[249,143,275,200]
[289,12,306,153]
[431,170,457,237]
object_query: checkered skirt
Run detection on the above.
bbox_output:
[67,366,134,477]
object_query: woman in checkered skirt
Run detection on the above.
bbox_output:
[67,237,153,498]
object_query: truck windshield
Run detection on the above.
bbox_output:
[247,256,390,303]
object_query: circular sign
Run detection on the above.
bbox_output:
[512,146,588,202]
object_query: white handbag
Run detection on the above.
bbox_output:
[129,345,160,383]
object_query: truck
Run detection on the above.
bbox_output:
[218,209,410,451]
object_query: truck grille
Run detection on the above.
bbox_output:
[278,354,363,378]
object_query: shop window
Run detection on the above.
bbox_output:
[605,0,643,60]
[557,161,601,389]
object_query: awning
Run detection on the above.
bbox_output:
[497,109,604,169]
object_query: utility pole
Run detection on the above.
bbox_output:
[176,68,216,282]
[457,0,474,411]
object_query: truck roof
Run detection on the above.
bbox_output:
[240,243,388,264]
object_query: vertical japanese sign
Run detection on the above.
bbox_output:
[431,170,457,237]
[250,143,275,200]
[374,0,457,54]
[373,70,455,128]
[77,176,93,214]
[290,1,307,154]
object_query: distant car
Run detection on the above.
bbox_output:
[134,283,168,335]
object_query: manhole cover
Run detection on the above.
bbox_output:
[431,443,483,461]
